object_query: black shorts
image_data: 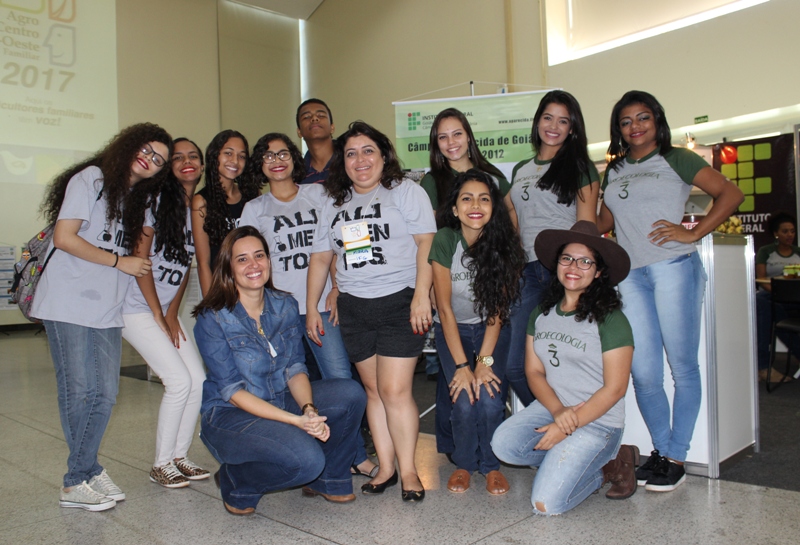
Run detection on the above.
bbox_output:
[337,287,425,362]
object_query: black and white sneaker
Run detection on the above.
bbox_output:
[635,449,662,486]
[645,459,686,492]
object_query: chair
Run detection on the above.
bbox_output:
[767,278,800,392]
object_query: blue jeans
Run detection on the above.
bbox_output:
[755,290,800,370]
[435,322,509,474]
[301,312,369,466]
[200,379,365,510]
[491,401,622,515]
[506,260,550,406]
[44,320,122,488]
[618,252,706,462]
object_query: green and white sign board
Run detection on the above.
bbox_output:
[393,90,554,173]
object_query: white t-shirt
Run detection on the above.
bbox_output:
[240,184,331,313]
[31,166,130,328]
[123,205,194,315]
[312,179,436,299]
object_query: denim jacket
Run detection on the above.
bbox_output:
[195,289,307,414]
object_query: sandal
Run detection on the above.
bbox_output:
[351,463,380,478]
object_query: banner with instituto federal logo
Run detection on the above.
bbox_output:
[393,90,554,175]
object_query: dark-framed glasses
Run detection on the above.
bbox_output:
[263,151,292,163]
[140,144,167,167]
[557,254,596,270]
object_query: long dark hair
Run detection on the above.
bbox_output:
[41,123,172,225]
[202,130,259,246]
[531,91,592,206]
[607,90,673,172]
[428,108,505,226]
[326,121,405,207]
[539,244,621,324]
[193,226,276,316]
[440,169,525,324]
[246,133,306,188]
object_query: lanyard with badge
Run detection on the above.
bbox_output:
[341,186,379,265]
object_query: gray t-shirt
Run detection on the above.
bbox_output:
[602,147,708,269]
[240,184,331,313]
[31,166,129,328]
[312,179,436,299]
[428,227,480,324]
[509,157,598,262]
[123,205,194,315]
[528,304,633,429]
[756,242,800,278]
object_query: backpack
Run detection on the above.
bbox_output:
[10,225,56,323]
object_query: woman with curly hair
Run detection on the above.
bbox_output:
[429,170,524,495]
[598,91,743,491]
[505,90,600,408]
[31,123,172,511]
[307,121,436,502]
[121,137,210,489]
[420,108,510,226]
[492,221,638,515]
[240,133,378,479]
[192,130,258,296]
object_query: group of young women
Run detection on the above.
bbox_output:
[32,87,743,516]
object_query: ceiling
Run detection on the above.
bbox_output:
[228,0,325,20]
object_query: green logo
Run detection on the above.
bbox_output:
[407,112,421,131]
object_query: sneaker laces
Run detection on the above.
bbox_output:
[651,455,671,477]
[175,458,203,472]
[92,471,122,494]
[159,462,185,480]
[74,481,109,501]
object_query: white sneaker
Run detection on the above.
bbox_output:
[60,482,116,511]
[88,470,126,501]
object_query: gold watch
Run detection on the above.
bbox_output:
[477,355,494,367]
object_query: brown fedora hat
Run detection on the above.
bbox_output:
[534,221,631,286]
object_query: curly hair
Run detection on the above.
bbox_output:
[428,108,505,226]
[440,169,525,324]
[531,91,593,206]
[41,123,172,225]
[192,226,276,316]
[539,244,622,324]
[246,133,306,188]
[607,90,673,173]
[768,211,796,235]
[326,121,405,207]
[201,130,259,246]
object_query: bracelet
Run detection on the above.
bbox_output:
[112,254,119,268]
[454,362,470,370]
[330,285,339,291]
[301,402,318,415]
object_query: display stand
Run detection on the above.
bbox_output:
[620,232,758,477]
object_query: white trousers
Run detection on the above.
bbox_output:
[122,313,205,467]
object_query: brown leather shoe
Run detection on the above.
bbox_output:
[447,469,471,493]
[603,444,639,500]
[485,470,510,495]
[301,486,356,503]
[223,501,255,516]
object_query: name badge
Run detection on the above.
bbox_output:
[341,220,372,264]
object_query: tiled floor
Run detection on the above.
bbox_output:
[1,328,798,545]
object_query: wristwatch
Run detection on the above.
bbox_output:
[301,402,318,415]
[477,355,494,367]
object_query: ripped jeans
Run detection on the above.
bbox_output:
[491,400,622,515]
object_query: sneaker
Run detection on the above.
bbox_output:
[635,449,662,486]
[150,462,191,488]
[60,481,116,511]
[88,469,126,501]
[645,459,686,492]
[174,458,211,481]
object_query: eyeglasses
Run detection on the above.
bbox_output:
[140,144,166,167]
[557,254,596,270]
[263,151,292,163]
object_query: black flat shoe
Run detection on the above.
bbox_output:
[401,487,425,502]
[361,471,398,494]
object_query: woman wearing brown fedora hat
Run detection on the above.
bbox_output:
[491,221,639,515]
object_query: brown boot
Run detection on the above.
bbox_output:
[602,444,639,500]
